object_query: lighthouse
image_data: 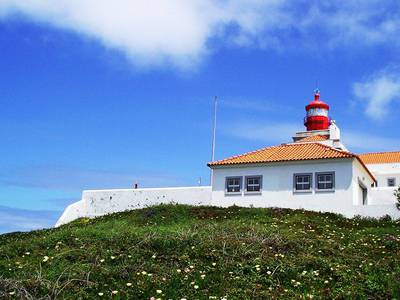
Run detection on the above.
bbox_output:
[304,89,330,131]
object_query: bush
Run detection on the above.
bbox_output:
[394,185,400,210]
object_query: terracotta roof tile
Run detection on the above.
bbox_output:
[295,134,329,142]
[358,151,400,164]
[208,142,376,182]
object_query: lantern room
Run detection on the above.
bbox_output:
[304,89,330,131]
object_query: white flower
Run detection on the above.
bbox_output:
[212,262,217,266]
[42,256,49,262]
[126,282,132,287]
[156,290,162,294]
[267,271,271,275]
[141,271,147,275]
[152,254,156,259]
[194,285,199,289]
[176,269,182,273]
[201,274,206,279]
[98,292,104,296]
[112,290,118,295]
[100,259,105,263]
[111,256,116,260]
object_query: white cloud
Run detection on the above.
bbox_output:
[221,121,302,145]
[0,0,287,69]
[353,69,400,119]
[222,120,399,152]
[0,1,400,69]
[342,130,400,152]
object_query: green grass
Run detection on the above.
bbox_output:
[1,204,400,299]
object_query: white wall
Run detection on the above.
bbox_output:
[55,200,87,227]
[211,159,355,213]
[366,163,400,187]
[55,186,212,227]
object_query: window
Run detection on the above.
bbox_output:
[294,173,312,192]
[316,172,335,191]
[226,177,242,194]
[388,178,396,187]
[245,176,262,193]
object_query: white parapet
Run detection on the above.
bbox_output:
[55,186,212,227]
[55,199,87,227]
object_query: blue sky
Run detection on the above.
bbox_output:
[0,1,399,233]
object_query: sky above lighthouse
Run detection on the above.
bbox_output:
[1,1,400,233]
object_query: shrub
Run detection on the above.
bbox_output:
[394,185,400,210]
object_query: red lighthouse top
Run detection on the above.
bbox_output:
[304,89,330,131]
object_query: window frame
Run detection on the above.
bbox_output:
[244,175,263,194]
[293,173,313,193]
[315,172,335,192]
[387,177,396,187]
[225,176,242,195]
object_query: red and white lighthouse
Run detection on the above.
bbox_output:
[304,89,330,131]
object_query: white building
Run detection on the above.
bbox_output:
[56,91,400,226]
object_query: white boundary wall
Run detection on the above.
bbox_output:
[55,186,212,227]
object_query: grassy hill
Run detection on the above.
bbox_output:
[1,205,399,299]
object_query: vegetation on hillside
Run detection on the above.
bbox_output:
[0,204,399,299]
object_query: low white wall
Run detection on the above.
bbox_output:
[55,186,212,227]
[84,186,212,217]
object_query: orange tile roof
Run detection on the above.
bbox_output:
[295,134,329,142]
[208,142,376,182]
[358,151,400,164]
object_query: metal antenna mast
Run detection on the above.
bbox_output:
[211,96,218,162]
[210,96,218,184]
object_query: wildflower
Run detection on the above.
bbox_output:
[267,271,271,275]
[191,246,195,249]
[9,291,15,295]
[126,283,132,287]
[100,259,105,263]
[156,289,162,294]
[152,254,156,259]
[212,262,217,266]
[324,280,329,284]
[110,256,116,260]
[141,271,147,275]
[112,291,118,295]
[201,274,206,279]
[98,292,104,296]
[194,285,199,289]
[190,265,194,269]
[177,269,182,273]
[42,256,49,262]
[25,252,30,255]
